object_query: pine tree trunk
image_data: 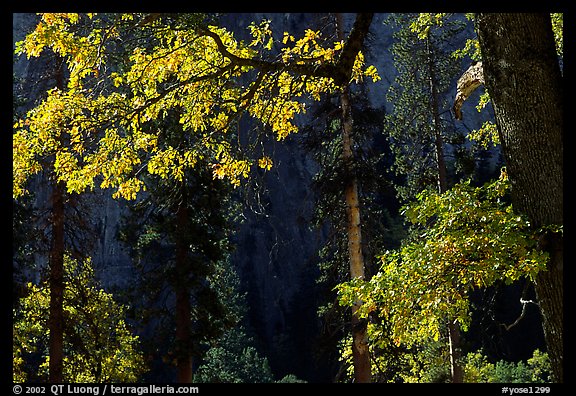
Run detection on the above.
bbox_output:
[341,84,371,383]
[175,191,193,383]
[334,13,371,383]
[427,37,463,383]
[476,13,563,382]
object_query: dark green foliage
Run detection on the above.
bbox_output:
[194,325,308,383]
[191,228,305,383]
[194,327,274,383]
[13,194,39,305]
[384,13,472,202]
[118,172,239,379]
[117,112,241,380]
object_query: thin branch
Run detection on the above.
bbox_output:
[501,298,539,331]
[501,283,540,331]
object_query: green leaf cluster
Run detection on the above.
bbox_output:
[463,349,551,383]
[337,171,549,349]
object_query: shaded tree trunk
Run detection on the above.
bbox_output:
[476,13,563,382]
[48,62,66,383]
[335,13,371,383]
[426,37,463,384]
[175,188,193,383]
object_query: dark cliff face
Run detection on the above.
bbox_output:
[230,137,324,379]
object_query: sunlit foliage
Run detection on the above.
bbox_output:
[13,255,146,382]
[337,171,550,358]
[13,13,379,200]
[463,349,551,383]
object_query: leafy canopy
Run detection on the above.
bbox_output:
[14,13,380,199]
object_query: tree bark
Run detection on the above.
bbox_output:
[341,83,371,383]
[476,13,563,382]
[334,13,371,383]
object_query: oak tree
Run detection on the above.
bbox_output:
[337,173,549,382]
[13,255,146,382]
[475,13,563,382]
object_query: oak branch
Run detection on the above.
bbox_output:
[453,61,484,120]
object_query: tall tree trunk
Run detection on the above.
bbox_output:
[427,37,463,384]
[48,61,66,383]
[341,84,371,383]
[427,38,449,195]
[335,13,371,383]
[175,188,193,383]
[49,180,65,382]
[476,13,563,382]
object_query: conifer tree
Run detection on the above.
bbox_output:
[383,13,470,382]
[118,111,239,382]
[475,13,563,382]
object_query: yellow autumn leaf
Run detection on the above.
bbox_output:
[258,156,273,171]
